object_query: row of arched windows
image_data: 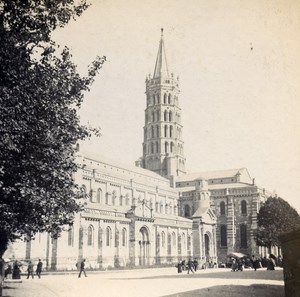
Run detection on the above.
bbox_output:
[72,225,128,248]
[160,231,188,249]
[82,186,132,206]
[147,110,174,123]
[155,202,177,215]
[147,93,177,106]
[148,124,174,139]
[147,141,176,154]
[219,200,248,215]
[220,224,247,248]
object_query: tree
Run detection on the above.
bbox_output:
[256,196,300,250]
[0,0,105,272]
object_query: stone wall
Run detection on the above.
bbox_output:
[280,229,300,297]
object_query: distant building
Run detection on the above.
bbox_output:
[8,29,274,269]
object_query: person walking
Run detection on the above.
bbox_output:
[78,259,87,278]
[187,258,195,274]
[36,259,43,278]
[12,261,21,279]
[26,261,34,279]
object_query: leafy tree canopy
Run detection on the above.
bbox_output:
[0,0,105,257]
[256,196,300,247]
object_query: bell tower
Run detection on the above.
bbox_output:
[140,29,186,183]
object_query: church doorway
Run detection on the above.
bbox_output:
[139,227,150,266]
[205,233,210,259]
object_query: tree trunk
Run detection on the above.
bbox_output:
[0,258,4,297]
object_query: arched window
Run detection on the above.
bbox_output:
[172,232,176,246]
[156,141,159,153]
[169,111,172,122]
[169,125,173,137]
[151,142,154,154]
[170,142,174,153]
[156,125,159,137]
[119,195,123,206]
[220,225,227,247]
[68,225,74,246]
[184,204,190,217]
[152,95,155,105]
[164,110,167,121]
[87,225,94,246]
[122,228,127,247]
[164,93,167,104]
[112,191,117,205]
[106,227,112,246]
[151,126,154,138]
[241,200,247,215]
[157,94,160,104]
[152,111,155,122]
[161,231,165,247]
[125,194,130,205]
[182,233,186,247]
[164,125,168,137]
[165,142,169,153]
[156,111,160,122]
[97,188,102,203]
[105,192,109,204]
[160,203,163,213]
[240,224,247,248]
[220,201,225,215]
[168,93,171,104]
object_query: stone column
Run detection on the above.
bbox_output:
[114,224,120,267]
[226,196,236,253]
[156,227,161,264]
[97,224,103,268]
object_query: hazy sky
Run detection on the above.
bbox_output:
[53,0,300,211]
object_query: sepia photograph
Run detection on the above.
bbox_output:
[1,0,300,296]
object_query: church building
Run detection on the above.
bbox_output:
[7,29,273,270]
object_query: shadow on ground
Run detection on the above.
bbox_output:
[111,269,283,281]
[2,285,16,297]
[162,284,284,297]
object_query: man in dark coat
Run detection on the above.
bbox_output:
[78,259,87,278]
[26,261,34,279]
[36,259,43,278]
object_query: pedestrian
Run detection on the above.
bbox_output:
[5,263,12,279]
[78,259,87,278]
[193,259,199,271]
[177,262,182,273]
[231,258,238,272]
[12,261,21,279]
[187,258,195,274]
[251,255,260,271]
[36,259,43,278]
[26,261,34,279]
[267,256,275,270]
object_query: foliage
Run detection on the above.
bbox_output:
[0,0,105,256]
[256,196,300,247]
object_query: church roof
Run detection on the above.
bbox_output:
[176,168,252,183]
[153,28,169,78]
[77,150,176,189]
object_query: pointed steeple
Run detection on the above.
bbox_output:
[153,28,169,78]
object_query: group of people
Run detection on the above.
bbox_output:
[231,254,279,272]
[4,261,22,279]
[177,259,199,274]
[4,259,43,280]
[26,259,43,279]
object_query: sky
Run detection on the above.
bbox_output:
[52,0,300,212]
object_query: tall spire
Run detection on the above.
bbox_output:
[153,28,169,78]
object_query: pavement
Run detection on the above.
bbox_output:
[2,267,285,297]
